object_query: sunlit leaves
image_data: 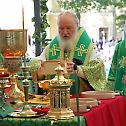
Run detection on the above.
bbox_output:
[58,0,126,31]
[32,0,50,47]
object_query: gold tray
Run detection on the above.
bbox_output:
[28,95,50,105]
[9,112,45,118]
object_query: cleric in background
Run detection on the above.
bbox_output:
[107,38,126,96]
[30,11,106,94]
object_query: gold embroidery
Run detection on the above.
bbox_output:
[47,28,85,61]
[122,73,126,84]
[49,44,60,56]
[84,43,94,65]
[119,56,126,68]
[75,44,87,57]
[45,44,50,60]
[60,28,85,61]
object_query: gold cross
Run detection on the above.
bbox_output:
[50,44,60,56]
[76,44,87,57]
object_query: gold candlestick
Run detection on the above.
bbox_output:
[22,6,27,67]
[19,67,37,117]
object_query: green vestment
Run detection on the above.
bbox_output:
[30,27,106,94]
[107,40,126,96]
[0,53,4,67]
[46,27,106,94]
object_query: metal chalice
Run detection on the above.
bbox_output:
[3,56,24,103]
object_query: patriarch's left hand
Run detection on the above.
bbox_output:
[66,61,75,74]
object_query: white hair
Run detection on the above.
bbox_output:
[57,11,79,27]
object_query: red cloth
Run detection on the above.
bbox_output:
[81,96,126,126]
[31,107,49,114]
[31,95,126,126]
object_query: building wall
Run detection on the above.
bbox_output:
[80,12,113,42]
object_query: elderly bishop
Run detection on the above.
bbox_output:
[30,11,106,94]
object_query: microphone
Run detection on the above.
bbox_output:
[73,58,83,65]
[73,58,83,71]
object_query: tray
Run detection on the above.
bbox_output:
[28,95,50,105]
[81,91,116,99]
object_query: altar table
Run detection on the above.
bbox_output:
[0,116,85,126]
[82,96,126,126]
[0,96,126,126]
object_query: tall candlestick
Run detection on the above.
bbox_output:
[22,6,26,67]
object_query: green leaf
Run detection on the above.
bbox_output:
[32,0,50,44]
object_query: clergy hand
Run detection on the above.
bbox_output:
[65,61,75,75]
[37,63,45,78]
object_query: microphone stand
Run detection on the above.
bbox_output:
[64,49,80,125]
[74,64,80,126]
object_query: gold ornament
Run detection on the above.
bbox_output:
[50,44,60,56]
[76,44,87,57]
[119,56,126,68]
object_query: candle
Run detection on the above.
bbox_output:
[22,6,26,67]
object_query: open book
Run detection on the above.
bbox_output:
[41,60,65,75]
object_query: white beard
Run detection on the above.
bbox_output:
[57,30,77,51]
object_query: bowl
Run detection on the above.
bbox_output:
[38,80,49,90]
[3,56,22,74]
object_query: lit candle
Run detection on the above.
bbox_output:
[22,6,26,67]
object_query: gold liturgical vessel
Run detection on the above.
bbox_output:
[0,7,36,117]
[0,29,27,103]
[19,66,37,117]
[39,63,74,120]
[0,68,15,117]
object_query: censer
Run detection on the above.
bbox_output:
[39,62,74,120]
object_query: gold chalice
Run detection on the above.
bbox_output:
[3,56,24,103]
[0,29,27,103]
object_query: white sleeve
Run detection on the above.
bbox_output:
[36,49,46,61]
[89,47,99,61]
[32,45,49,61]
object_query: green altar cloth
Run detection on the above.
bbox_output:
[0,116,85,126]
